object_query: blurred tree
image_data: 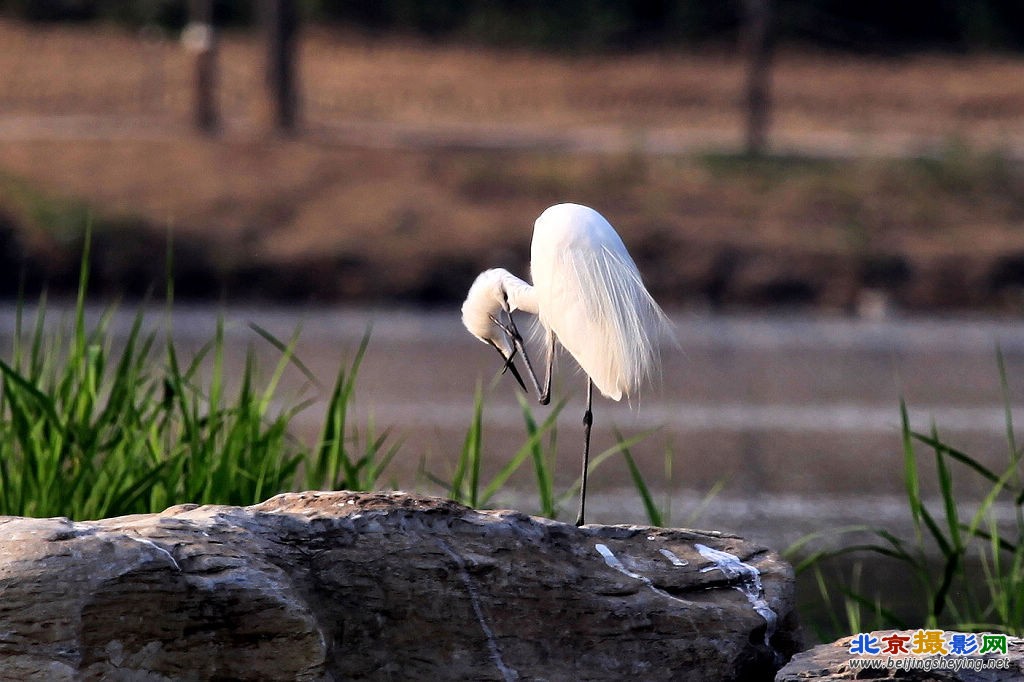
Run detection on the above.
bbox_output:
[741,0,774,155]
[262,0,300,133]
[185,0,218,133]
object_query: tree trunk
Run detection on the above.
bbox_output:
[263,0,300,133]
[741,0,774,155]
[186,0,218,133]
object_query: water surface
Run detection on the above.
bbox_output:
[3,304,1021,549]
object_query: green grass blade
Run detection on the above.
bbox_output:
[996,347,1019,468]
[555,429,654,509]
[249,321,319,387]
[479,397,565,510]
[900,398,923,535]
[450,382,484,503]
[931,423,962,554]
[684,477,728,528]
[911,430,1003,486]
[516,392,554,517]
[616,428,661,527]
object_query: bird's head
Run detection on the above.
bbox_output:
[461,268,516,355]
[461,268,530,390]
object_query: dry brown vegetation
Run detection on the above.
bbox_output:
[2,20,1024,310]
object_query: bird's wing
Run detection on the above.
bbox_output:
[539,241,671,401]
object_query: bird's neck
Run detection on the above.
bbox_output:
[501,273,538,315]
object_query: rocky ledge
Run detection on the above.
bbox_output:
[777,632,1024,681]
[0,490,800,680]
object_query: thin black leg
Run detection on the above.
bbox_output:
[575,378,594,527]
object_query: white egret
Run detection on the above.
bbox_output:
[461,203,673,526]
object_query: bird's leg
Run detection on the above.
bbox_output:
[575,378,594,527]
[537,329,554,406]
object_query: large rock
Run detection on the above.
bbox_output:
[777,632,1024,681]
[0,491,800,680]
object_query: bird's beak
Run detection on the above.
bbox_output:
[488,340,527,391]
[490,309,545,400]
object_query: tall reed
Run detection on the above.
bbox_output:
[787,352,1024,637]
[0,234,387,519]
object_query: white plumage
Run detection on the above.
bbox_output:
[530,203,670,401]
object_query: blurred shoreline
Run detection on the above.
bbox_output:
[1,20,1024,314]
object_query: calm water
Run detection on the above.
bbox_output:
[3,304,1022,551]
